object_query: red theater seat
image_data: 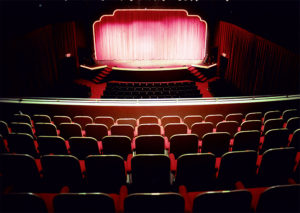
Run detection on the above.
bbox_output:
[53,115,72,127]
[7,133,39,158]
[32,114,51,125]
[85,123,108,141]
[37,136,68,155]
[135,135,165,155]
[53,192,115,213]
[111,124,134,140]
[124,192,185,213]
[183,115,203,129]
[94,116,115,129]
[192,189,252,213]
[257,147,296,187]
[217,150,257,189]
[41,155,84,192]
[191,122,214,139]
[204,114,224,128]
[232,130,260,152]
[201,132,230,157]
[0,154,43,192]
[59,123,82,140]
[130,154,171,193]
[85,155,127,194]
[174,153,216,191]
[68,137,100,160]
[225,113,244,125]
[73,115,93,130]
[2,193,48,213]
[35,123,58,137]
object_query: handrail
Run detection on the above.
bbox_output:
[0,94,299,107]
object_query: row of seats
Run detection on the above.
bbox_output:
[2,109,298,128]
[1,147,299,194]
[2,184,300,212]
[102,81,202,98]
[1,126,299,161]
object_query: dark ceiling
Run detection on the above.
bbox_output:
[0,0,299,53]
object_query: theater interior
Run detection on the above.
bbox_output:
[0,0,299,212]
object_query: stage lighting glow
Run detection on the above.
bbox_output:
[93,9,207,67]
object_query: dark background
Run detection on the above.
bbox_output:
[0,0,299,97]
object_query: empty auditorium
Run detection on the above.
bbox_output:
[0,0,299,212]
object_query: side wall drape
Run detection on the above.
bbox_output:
[215,21,300,95]
[0,22,78,97]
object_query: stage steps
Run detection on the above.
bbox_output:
[92,67,113,84]
[188,66,207,82]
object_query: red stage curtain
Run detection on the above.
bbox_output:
[215,21,299,95]
[93,10,207,61]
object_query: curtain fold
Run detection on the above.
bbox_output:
[94,10,207,61]
[215,21,299,95]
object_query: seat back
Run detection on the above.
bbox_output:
[102,135,132,160]
[216,121,239,137]
[73,116,93,130]
[161,115,181,127]
[111,124,134,140]
[10,122,34,137]
[85,155,126,193]
[116,118,137,127]
[0,135,8,153]
[164,123,188,140]
[204,114,224,127]
[59,123,82,140]
[175,153,216,191]
[232,130,260,151]
[135,135,165,154]
[169,134,198,159]
[35,123,58,136]
[37,136,68,155]
[193,190,252,213]
[69,137,100,159]
[131,154,170,192]
[139,115,159,125]
[256,184,300,212]
[0,154,41,192]
[53,193,115,213]
[191,122,214,139]
[85,123,108,141]
[263,110,281,123]
[137,124,161,136]
[53,115,72,127]
[2,193,47,213]
[94,116,115,129]
[201,132,231,157]
[41,155,83,192]
[245,112,262,121]
[225,113,244,125]
[282,109,298,122]
[0,120,9,139]
[258,147,296,186]
[7,133,38,158]
[240,120,262,131]
[124,192,185,213]
[218,151,257,188]
[286,117,300,134]
[262,118,284,134]
[183,115,203,129]
[32,114,51,125]
[11,114,32,125]
[289,128,300,151]
[260,128,289,154]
